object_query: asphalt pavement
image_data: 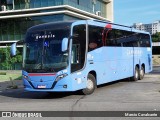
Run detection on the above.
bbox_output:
[0,66,160,120]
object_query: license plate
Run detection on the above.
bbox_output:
[37,85,46,88]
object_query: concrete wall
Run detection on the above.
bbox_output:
[152,55,160,65]
[106,0,114,22]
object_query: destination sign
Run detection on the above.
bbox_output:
[35,34,55,40]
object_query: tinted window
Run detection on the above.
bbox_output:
[71,25,86,73]
[88,25,103,51]
[24,28,70,73]
[105,29,138,47]
[139,33,151,47]
[105,29,117,46]
[121,31,139,47]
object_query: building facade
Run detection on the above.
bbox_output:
[0,0,113,46]
[0,0,114,70]
[152,21,160,34]
[133,20,160,35]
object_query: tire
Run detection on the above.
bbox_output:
[139,66,145,80]
[82,74,96,95]
[131,66,139,81]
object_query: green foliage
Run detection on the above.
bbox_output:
[0,47,22,70]
[152,32,160,42]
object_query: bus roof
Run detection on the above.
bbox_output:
[27,20,150,35]
[90,19,150,35]
[27,21,75,32]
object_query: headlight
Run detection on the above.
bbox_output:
[56,73,68,81]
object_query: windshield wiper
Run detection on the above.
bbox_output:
[43,66,55,73]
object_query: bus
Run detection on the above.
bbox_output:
[11,20,152,95]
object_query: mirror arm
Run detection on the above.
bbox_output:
[68,34,79,40]
[16,40,24,45]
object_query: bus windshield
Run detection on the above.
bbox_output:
[23,28,70,73]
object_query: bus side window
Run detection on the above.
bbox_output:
[139,34,151,47]
[116,30,139,47]
[128,32,139,47]
[105,29,117,46]
[114,29,124,47]
[88,25,103,51]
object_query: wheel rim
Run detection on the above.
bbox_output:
[87,78,94,90]
[135,70,138,79]
[140,69,144,76]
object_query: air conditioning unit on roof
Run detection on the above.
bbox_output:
[96,11,101,16]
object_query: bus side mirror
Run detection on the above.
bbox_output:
[11,43,17,56]
[62,38,68,52]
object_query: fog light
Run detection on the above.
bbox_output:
[63,85,67,88]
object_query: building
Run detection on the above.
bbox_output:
[0,0,114,70]
[0,0,113,47]
[133,21,160,35]
[133,23,152,34]
[152,21,160,34]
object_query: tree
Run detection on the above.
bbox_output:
[0,46,22,70]
[152,32,160,42]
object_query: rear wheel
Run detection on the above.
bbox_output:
[131,66,139,81]
[139,66,145,80]
[82,74,96,95]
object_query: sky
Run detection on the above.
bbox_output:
[114,0,160,26]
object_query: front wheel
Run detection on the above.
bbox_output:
[82,74,96,95]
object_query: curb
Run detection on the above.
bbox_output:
[145,74,160,78]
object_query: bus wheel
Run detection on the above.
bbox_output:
[82,74,96,95]
[131,66,139,81]
[139,66,145,80]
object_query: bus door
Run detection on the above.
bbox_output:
[70,22,87,90]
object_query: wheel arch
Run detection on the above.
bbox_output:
[136,64,140,69]
[88,70,97,85]
[141,63,145,73]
